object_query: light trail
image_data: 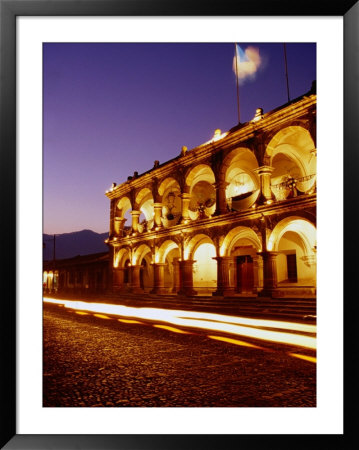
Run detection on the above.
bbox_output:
[208,335,264,349]
[118,318,143,324]
[154,325,191,334]
[93,314,111,320]
[44,297,316,350]
[289,353,317,364]
[44,297,315,332]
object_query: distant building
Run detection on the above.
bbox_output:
[105,85,317,298]
[43,252,109,295]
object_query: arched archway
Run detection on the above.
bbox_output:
[133,243,153,291]
[221,148,260,211]
[113,247,132,292]
[156,240,181,293]
[158,177,182,227]
[220,226,262,256]
[157,240,179,264]
[133,243,152,265]
[116,196,132,231]
[116,196,132,217]
[266,126,316,201]
[114,247,131,268]
[221,227,262,294]
[135,188,155,232]
[186,234,217,295]
[268,217,316,287]
[185,165,216,220]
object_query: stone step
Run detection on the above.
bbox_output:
[101,293,316,308]
[145,301,316,312]
[125,297,316,309]
[106,297,316,321]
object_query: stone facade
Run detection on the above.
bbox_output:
[105,87,317,298]
[43,252,109,296]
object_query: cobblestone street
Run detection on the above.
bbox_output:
[43,303,316,407]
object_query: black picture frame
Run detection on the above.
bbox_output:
[1,1,357,448]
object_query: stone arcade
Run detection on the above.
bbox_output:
[105,86,317,299]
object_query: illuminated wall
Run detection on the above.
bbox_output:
[277,232,315,284]
[193,243,217,292]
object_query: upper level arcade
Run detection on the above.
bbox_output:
[105,87,316,243]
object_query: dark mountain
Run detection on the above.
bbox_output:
[43,229,109,261]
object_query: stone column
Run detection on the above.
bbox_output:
[178,260,197,296]
[109,199,116,237]
[252,255,263,293]
[114,217,127,236]
[129,264,143,293]
[171,258,181,294]
[150,263,167,294]
[258,251,278,296]
[213,181,229,216]
[131,210,141,234]
[180,193,191,223]
[254,166,274,204]
[112,267,125,292]
[153,203,163,229]
[212,256,237,296]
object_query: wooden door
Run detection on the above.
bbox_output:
[237,256,254,293]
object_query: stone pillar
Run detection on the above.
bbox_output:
[254,166,274,204]
[114,217,127,236]
[180,193,191,223]
[178,260,197,296]
[171,258,181,294]
[151,263,167,294]
[212,256,237,296]
[129,264,143,293]
[112,267,125,291]
[153,203,163,229]
[131,210,141,234]
[213,181,229,216]
[258,251,278,296]
[252,255,263,293]
[109,199,116,237]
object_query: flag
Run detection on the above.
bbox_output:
[232,44,262,123]
[232,44,262,85]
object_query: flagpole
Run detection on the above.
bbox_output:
[283,43,290,102]
[235,43,240,123]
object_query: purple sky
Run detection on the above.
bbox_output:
[43,43,316,234]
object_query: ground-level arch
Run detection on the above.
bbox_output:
[268,217,316,287]
[184,234,217,295]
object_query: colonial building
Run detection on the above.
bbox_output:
[105,84,317,299]
[43,252,109,295]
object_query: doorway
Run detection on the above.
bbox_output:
[236,255,254,294]
[286,253,298,282]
